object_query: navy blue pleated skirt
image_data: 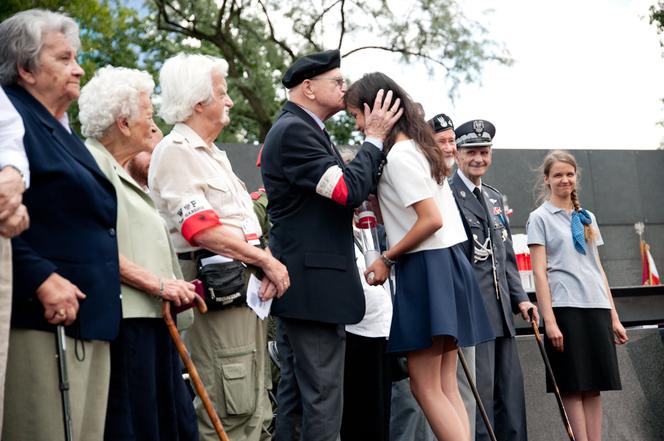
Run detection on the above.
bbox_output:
[387,245,495,353]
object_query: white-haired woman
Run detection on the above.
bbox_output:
[0,9,122,440]
[79,66,198,441]
[149,53,290,441]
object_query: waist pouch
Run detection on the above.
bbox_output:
[195,253,264,310]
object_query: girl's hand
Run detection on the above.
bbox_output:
[364,257,390,286]
[545,322,564,352]
[612,319,629,345]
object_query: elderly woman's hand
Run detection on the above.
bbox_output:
[36,273,86,326]
[158,279,196,306]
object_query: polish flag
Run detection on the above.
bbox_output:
[641,241,661,286]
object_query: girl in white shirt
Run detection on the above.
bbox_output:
[346,73,493,441]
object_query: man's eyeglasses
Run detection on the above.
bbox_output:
[310,76,346,88]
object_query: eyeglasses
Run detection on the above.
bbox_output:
[310,76,346,88]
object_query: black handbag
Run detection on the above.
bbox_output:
[196,258,249,310]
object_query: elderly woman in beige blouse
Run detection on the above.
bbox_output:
[149,53,290,441]
[79,66,198,440]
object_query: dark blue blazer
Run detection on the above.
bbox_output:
[5,85,121,341]
[261,101,385,324]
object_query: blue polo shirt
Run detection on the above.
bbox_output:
[526,201,611,309]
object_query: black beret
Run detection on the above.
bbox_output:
[455,119,496,149]
[428,113,454,133]
[282,49,341,88]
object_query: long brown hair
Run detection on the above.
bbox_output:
[345,72,449,182]
[536,150,595,242]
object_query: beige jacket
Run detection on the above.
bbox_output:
[86,138,186,319]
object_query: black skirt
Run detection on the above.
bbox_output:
[544,307,622,394]
[104,318,199,441]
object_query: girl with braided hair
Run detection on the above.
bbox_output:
[526,150,628,441]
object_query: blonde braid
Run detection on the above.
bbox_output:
[571,189,595,242]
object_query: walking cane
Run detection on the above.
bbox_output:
[528,308,576,441]
[163,298,230,441]
[55,325,74,441]
[457,348,497,441]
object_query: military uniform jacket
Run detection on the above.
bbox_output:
[261,101,385,324]
[450,172,528,337]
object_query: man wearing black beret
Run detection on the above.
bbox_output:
[450,119,538,441]
[261,49,402,440]
[428,112,457,170]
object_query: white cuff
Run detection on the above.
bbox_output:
[364,137,384,151]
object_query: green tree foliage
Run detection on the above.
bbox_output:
[649,1,664,148]
[3,1,511,144]
[1,0,146,133]
[650,1,664,38]
[149,0,511,143]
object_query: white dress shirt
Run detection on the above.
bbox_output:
[0,88,29,188]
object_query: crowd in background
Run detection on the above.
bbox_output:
[0,7,629,441]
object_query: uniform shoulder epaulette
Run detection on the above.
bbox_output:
[483,183,502,196]
[250,188,266,201]
[169,133,185,144]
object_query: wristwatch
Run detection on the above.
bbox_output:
[381,252,396,268]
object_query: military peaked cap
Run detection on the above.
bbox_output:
[455,119,496,148]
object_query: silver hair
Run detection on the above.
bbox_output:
[0,9,81,86]
[79,66,155,139]
[158,53,229,124]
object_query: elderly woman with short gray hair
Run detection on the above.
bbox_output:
[79,66,198,440]
[149,53,290,441]
[0,9,121,440]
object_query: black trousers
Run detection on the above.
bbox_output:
[340,332,392,441]
[275,317,345,441]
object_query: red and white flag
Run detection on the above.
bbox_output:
[641,241,661,286]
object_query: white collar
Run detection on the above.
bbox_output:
[297,104,326,131]
[173,122,214,150]
[456,169,482,194]
[59,112,72,134]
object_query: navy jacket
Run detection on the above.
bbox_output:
[5,85,121,341]
[261,101,385,324]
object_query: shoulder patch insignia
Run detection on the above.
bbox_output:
[483,183,501,195]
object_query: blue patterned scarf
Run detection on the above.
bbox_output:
[571,208,592,254]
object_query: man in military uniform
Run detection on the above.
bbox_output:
[261,49,401,441]
[450,119,538,441]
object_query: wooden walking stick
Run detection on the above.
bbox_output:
[163,297,230,441]
[457,348,497,441]
[528,308,576,441]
